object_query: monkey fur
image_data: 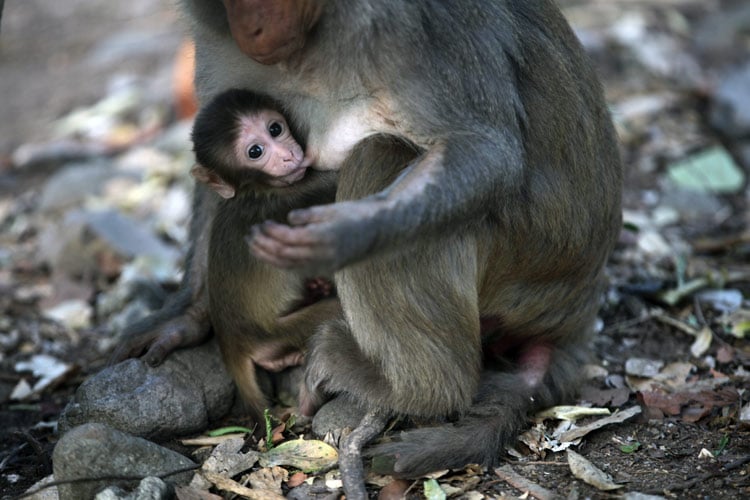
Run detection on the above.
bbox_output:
[115,0,622,477]
[192,88,339,422]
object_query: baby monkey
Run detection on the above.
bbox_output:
[191,89,339,422]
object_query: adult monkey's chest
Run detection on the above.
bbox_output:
[279,85,410,171]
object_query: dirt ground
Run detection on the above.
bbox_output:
[1,1,749,499]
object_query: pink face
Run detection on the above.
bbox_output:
[234,109,311,187]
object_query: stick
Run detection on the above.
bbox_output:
[339,410,388,500]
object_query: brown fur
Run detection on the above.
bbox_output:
[115,0,622,476]
[194,89,340,420]
[209,173,338,421]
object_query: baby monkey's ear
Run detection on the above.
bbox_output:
[191,164,236,199]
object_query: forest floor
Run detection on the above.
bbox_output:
[1,0,749,499]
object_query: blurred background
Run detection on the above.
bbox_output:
[0,0,748,497]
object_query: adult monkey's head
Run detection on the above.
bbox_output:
[222,0,325,64]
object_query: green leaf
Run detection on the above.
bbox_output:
[259,438,338,472]
[207,426,254,437]
[264,408,274,450]
[730,321,749,339]
[620,442,641,454]
[667,146,745,194]
[423,478,447,500]
[714,434,729,456]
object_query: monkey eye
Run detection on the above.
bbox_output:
[247,144,264,159]
[268,121,283,137]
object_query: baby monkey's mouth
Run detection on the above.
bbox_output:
[267,166,308,187]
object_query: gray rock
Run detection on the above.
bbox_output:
[53,423,194,500]
[60,340,235,439]
[189,437,260,490]
[710,62,750,139]
[95,477,172,500]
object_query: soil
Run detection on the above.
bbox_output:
[1,1,749,499]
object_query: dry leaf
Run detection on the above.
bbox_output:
[286,471,307,488]
[536,405,610,421]
[10,379,33,400]
[271,423,286,444]
[716,346,735,363]
[566,449,623,491]
[560,406,641,442]
[637,387,738,422]
[494,465,556,500]
[740,402,750,422]
[175,485,223,500]
[657,362,695,389]
[13,354,74,399]
[180,434,248,447]
[200,437,259,478]
[202,470,285,500]
[690,327,713,357]
[248,466,288,495]
[378,479,412,500]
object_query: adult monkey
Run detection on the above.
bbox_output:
[114,0,622,476]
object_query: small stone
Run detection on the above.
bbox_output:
[625,358,664,378]
[95,477,172,500]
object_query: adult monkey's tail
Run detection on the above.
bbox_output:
[370,341,586,477]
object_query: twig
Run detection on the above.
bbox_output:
[339,410,388,500]
[21,429,51,472]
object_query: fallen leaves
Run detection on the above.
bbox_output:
[494,465,557,500]
[560,406,642,443]
[637,387,738,422]
[566,450,623,491]
[519,405,641,454]
[259,438,338,472]
[11,354,76,401]
[182,433,337,498]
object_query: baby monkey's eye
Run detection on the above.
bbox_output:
[268,121,283,137]
[247,144,264,159]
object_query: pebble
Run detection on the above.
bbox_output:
[95,477,172,500]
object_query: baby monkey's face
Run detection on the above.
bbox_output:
[235,109,311,187]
